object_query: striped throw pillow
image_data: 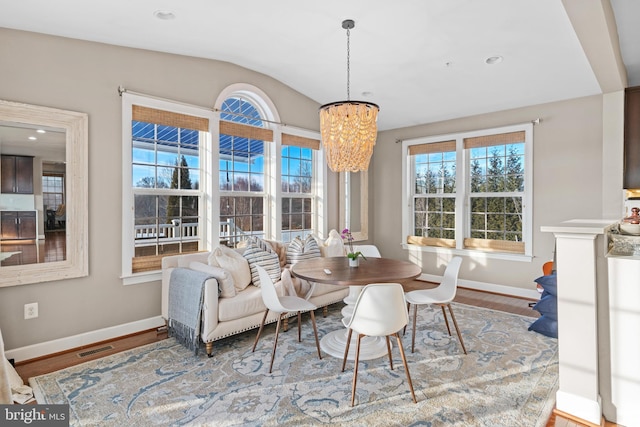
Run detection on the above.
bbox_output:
[243,242,281,287]
[286,235,322,266]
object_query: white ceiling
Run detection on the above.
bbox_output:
[0,0,637,131]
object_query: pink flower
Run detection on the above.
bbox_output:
[341,228,364,259]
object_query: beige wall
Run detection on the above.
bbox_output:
[373,94,618,290]
[0,28,330,351]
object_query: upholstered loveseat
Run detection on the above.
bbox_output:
[161,233,348,357]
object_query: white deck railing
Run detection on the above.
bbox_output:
[134,219,253,248]
[134,222,199,247]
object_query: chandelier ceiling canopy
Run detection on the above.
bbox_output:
[319,19,379,173]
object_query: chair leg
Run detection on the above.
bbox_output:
[268,314,283,373]
[411,304,418,353]
[342,329,353,372]
[386,336,394,370]
[351,334,363,407]
[309,310,322,360]
[297,311,302,342]
[252,309,269,352]
[403,302,410,335]
[441,305,452,336]
[446,304,467,354]
[394,332,417,403]
[323,306,328,317]
[206,341,214,358]
[283,317,289,332]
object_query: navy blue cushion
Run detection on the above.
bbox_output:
[534,273,557,296]
[533,294,557,317]
[528,315,558,338]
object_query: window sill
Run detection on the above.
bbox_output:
[402,243,533,262]
[121,271,161,285]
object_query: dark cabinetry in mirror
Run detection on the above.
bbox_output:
[624,86,640,189]
[1,154,34,194]
[0,211,36,240]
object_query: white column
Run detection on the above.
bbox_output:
[541,220,612,426]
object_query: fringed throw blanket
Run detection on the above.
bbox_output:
[168,268,212,355]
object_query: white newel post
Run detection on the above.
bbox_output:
[541,220,612,426]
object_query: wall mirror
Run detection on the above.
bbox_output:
[0,99,88,287]
[339,171,368,241]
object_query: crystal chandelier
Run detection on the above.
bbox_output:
[319,19,379,173]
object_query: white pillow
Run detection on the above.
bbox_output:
[188,261,236,298]
[209,246,252,291]
[243,242,281,287]
[323,229,346,258]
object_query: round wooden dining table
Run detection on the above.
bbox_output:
[291,256,421,360]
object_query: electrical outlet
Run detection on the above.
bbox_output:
[24,302,38,319]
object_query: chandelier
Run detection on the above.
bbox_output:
[319,19,379,173]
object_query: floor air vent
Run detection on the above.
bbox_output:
[78,345,114,358]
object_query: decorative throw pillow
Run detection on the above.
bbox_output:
[534,273,557,297]
[528,314,558,338]
[209,246,252,291]
[323,229,345,257]
[243,242,281,287]
[286,235,322,266]
[189,261,236,298]
[264,239,288,268]
[532,294,557,318]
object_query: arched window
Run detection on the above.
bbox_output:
[216,87,325,246]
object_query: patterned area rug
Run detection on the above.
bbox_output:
[29,303,558,426]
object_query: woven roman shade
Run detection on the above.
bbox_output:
[282,133,320,150]
[463,238,524,254]
[220,121,273,141]
[407,236,456,248]
[408,140,456,155]
[132,105,209,131]
[463,131,525,149]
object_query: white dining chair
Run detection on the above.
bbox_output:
[405,256,467,354]
[341,283,417,406]
[352,244,381,258]
[252,265,322,373]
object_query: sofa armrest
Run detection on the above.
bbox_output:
[161,252,211,269]
[162,266,220,339]
[161,251,212,319]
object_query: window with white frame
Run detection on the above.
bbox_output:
[42,173,65,213]
[280,134,318,242]
[403,124,532,256]
[218,93,324,247]
[122,94,212,276]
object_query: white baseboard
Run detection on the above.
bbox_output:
[555,390,602,426]
[5,316,166,363]
[418,273,540,300]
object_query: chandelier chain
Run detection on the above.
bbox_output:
[346,27,351,101]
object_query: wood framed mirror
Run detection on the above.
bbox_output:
[0,100,88,287]
[339,171,368,241]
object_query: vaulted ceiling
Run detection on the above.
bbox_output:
[0,0,636,131]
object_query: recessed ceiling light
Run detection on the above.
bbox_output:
[36,129,46,134]
[154,10,176,20]
[485,56,503,65]
[28,136,37,141]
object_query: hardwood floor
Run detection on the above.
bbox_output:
[13,280,617,427]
